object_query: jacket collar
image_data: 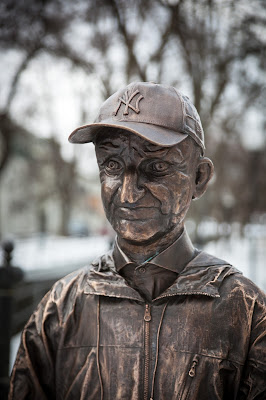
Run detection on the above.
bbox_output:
[113,228,196,274]
[84,249,240,302]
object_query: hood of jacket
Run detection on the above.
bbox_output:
[83,250,240,302]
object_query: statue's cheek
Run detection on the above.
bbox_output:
[144,182,171,214]
[172,176,193,214]
[101,176,121,206]
[145,174,192,215]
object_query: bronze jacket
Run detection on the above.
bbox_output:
[9,251,266,400]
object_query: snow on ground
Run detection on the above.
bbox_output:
[10,333,21,374]
[4,235,110,280]
[3,227,265,289]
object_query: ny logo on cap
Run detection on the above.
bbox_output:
[114,89,144,116]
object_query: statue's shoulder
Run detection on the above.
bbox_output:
[194,250,266,303]
[49,250,115,297]
[190,250,232,268]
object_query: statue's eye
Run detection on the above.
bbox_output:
[151,161,169,172]
[105,159,122,173]
[145,160,171,175]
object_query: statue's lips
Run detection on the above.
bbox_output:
[116,207,160,220]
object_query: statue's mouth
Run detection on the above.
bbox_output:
[116,206,159,220]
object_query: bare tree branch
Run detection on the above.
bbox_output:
[5,47,40,111]
[110,0,147,81]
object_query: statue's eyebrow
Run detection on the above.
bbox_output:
[97,140,120,150]
[139,145,186,163]
[143,143,165,152]
[130,141,166,157]
[136,147,169,158]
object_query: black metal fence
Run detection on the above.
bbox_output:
[0,241,59,399]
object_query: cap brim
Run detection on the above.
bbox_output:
[68,119,188,147]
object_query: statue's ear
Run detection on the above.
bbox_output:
[192,157,214,200]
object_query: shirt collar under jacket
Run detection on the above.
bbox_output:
[86,250,239,302]
[86,231,240,301]
[113,228,196,274]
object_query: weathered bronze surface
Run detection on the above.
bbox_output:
[9,82,266,399]
[95,130,213,265]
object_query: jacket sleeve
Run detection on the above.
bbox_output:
[237,296,266,399]
[9,289,59,400]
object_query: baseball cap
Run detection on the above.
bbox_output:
[68,82,205,153]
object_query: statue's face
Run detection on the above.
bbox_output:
[95,131,199,245]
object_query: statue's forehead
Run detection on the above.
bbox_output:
[95,131,189,163]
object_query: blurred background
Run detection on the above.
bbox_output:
[0,0,266,380]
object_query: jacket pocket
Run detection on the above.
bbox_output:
[179,354,200,400]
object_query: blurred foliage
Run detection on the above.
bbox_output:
[0,0,265,235]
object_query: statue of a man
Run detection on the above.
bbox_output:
[9,82,266,399]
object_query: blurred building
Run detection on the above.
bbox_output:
[0,116,104,238]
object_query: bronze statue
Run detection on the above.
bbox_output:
[9,82,266,399]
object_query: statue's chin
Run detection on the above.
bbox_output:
[114,218,180,246]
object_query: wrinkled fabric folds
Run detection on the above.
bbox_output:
[9,251,266,399]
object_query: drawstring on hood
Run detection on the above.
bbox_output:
[97,296,104,400]
[150,300,169,400]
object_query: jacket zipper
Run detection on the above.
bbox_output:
[144,304,151,400]
[188,356,198,378]
[180,355,199,400]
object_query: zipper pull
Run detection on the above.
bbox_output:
[144,304,151,321]
[188,356,199,377]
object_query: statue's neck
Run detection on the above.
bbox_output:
[117,224,184,264]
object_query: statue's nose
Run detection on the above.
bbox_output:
[120,171,145,204]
